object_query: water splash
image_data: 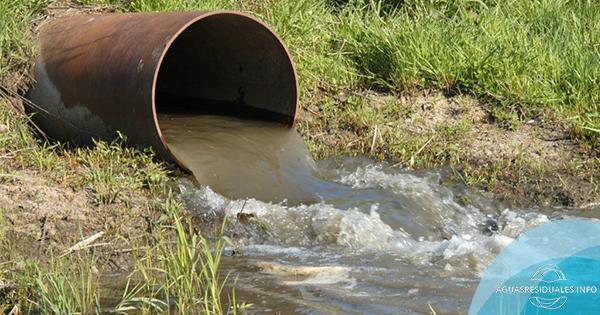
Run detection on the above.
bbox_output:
[173,156,573,314]
[159,114,584,314]
[159,114,325,203]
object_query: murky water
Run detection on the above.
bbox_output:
[159,114,326,204]
[159,114,594,314]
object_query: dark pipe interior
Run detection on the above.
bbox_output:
[155,14,297,124]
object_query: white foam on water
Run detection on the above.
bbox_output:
[498,208,550,238]
[176,158,580,314]
[178,161,558,269]
[179,181,414,251]
[337,206,409,251]
[337,163,440,192]
[156,111,579,313]
[335,164,486,238]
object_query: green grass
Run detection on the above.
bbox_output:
[129,192,248,314]
[2,0,600,155]
[0,0,599,311]
[0,0,50,77]
[0,100,241,312]
[34,254,101,314]
[299,92,471,162]
[1,0,600,145]
[64,133,168,205]
[103,0,600,146]
[0,192,243,314]
[0,99,242,312]
[0,102,168,204]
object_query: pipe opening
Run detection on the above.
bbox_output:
[154,13,298,125]
[151,12,314,202]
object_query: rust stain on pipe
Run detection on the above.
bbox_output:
[26,11,299,168]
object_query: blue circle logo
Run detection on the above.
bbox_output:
[469,220,600,314]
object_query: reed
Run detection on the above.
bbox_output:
[34,254,101,314]
[128,191,248,314]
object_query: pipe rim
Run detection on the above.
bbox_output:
[150,10,299,170]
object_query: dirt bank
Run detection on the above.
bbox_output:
[299,90,599,208]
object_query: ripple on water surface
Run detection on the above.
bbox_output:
[160,114,587,314]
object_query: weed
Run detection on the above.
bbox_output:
[128,191,247,314]
[34,254,101,314]
[0,0,49,77]
[112,0,600,145]
[64,133,168,205]
[1,0,599,312]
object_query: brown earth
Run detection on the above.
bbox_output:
[299,90,600,208]
[0,2,598,269]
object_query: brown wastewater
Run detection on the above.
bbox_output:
[158,114,321,204]
[157,113,596,314]
[24,11,598,314]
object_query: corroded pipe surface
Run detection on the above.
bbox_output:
[26,11,298,167]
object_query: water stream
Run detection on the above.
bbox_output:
[158,113,593,314]
[159,114,325,204]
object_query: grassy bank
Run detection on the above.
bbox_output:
[0,97,243,312]
[110,0,600,145]
[101,0,599,204]
[6,0,599,144]
[1,187,243,313]
[1,0,600,312]
[1,0,598,202]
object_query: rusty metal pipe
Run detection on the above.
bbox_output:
[26,11,298,167]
